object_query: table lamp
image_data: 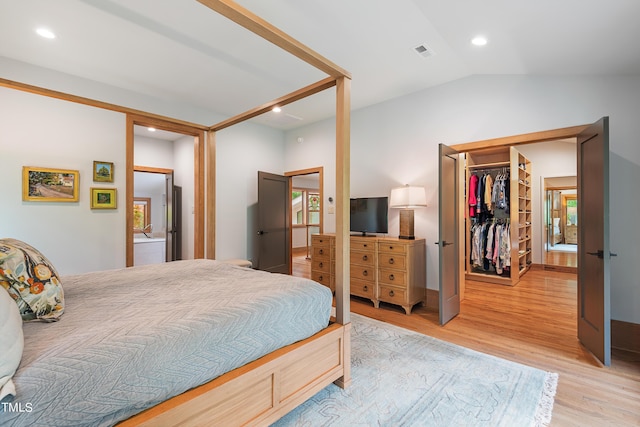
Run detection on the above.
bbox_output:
[389,185,427,239]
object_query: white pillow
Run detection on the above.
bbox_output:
[0,288,24,401]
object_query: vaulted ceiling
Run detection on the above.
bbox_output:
[1,0,639,130]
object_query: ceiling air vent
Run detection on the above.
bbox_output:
[414,43,435,59]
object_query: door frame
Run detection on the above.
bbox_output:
[126,115,206,266]
[450,124,589,299]
[132,167,174,264]
[285,167,324,271]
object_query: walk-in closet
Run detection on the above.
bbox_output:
[465,146,532,286]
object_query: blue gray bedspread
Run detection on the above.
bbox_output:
[1,259,332,427]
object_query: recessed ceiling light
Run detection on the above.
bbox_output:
[147,127,156,132]
[471,36,488,46]
[36,28,56,39]
[272,107,282,113]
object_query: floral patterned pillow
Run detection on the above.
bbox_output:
[0,238,64,322]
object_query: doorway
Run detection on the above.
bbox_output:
[132,168,182,265]
[125,116,206,267]
[285,167,323,279]
[544,176,577,271]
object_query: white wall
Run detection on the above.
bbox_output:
[0,87,126,275]
[173,136,196,260]
[285,75,640,324]
[215,123,286,263]
[1,81,286,273]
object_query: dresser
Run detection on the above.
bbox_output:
[311,234,426,314]
[310,234,335,292]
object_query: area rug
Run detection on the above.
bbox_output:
[273,313,557,427]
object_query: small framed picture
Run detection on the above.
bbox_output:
[90,187,117,209]
[93,161,114,182]
[22,166,80,202]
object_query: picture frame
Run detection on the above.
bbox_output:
[93,161,114,182]
[22,166,80,202]
[90,187,117,209]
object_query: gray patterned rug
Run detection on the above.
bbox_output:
[274,313,557,427]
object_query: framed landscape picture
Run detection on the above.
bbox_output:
[93,161,114,182]
[22,166,79,202]
[90,187,117,209]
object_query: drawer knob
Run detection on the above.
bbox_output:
[363,270,368,277]
[362,255,368,261]
[389,290,395,297]
[389,258,395,265]
[363,285,368,292]
[319,249,324,255]
[389,274,395,280]
[319,262,323,268]
[318,275,323,281]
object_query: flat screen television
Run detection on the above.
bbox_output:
[350,196,388,236]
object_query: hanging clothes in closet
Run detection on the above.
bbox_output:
[468,168,511,276]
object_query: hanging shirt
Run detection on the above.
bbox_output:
[484,174,494,212]
[469,174,479,217]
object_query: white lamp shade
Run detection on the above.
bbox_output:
[389,185,427,208]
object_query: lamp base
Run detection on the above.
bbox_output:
[398,209,415,240]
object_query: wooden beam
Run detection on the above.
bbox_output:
[125,116,135,268]
[450,125,589,153]
[197,0,351,79]
[335,76,351,328]
[210,77,337,131]
[0,78,208,131]
[206,130,217,260]
[193,131,206,259]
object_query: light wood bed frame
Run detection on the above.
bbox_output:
[121,1,353,425]
[0,1,352,424]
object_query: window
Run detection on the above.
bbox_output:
[133,197,151,232]
[566,198,577,225]
[292,189,320,226]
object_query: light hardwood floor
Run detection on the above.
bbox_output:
[292,255,640,426]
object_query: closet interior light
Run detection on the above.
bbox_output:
[148,127,156,132]
[272,106,282,113]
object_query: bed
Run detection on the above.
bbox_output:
[2,258,347,426]
[1,1,353,425]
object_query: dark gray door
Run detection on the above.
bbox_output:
[577,117,612,366]
[172,185,182,261]
[257,171,291,274]
[438,143,460,325]
[165,173,174,262]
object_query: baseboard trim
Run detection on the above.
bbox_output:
[540,263,577,274]
[612,319,640,354]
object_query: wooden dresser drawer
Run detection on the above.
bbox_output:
[312,245,332,259]
[350,278,375,300]
[378,253,406,270]
[311,259,332,273]
[350,265,375,282]
[311,271,333,288]
[378,285,406,305]
[311,235,332,247]
[351,238,376,252]
[377,241,407,254]
[350,250,375,267]
[378,268,406,287]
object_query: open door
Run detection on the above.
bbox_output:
[438,143,461,325]
[577,117,612,366]
[165,173,175,262]
[257,171,291,274]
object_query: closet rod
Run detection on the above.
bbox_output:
[469,160,510,170]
